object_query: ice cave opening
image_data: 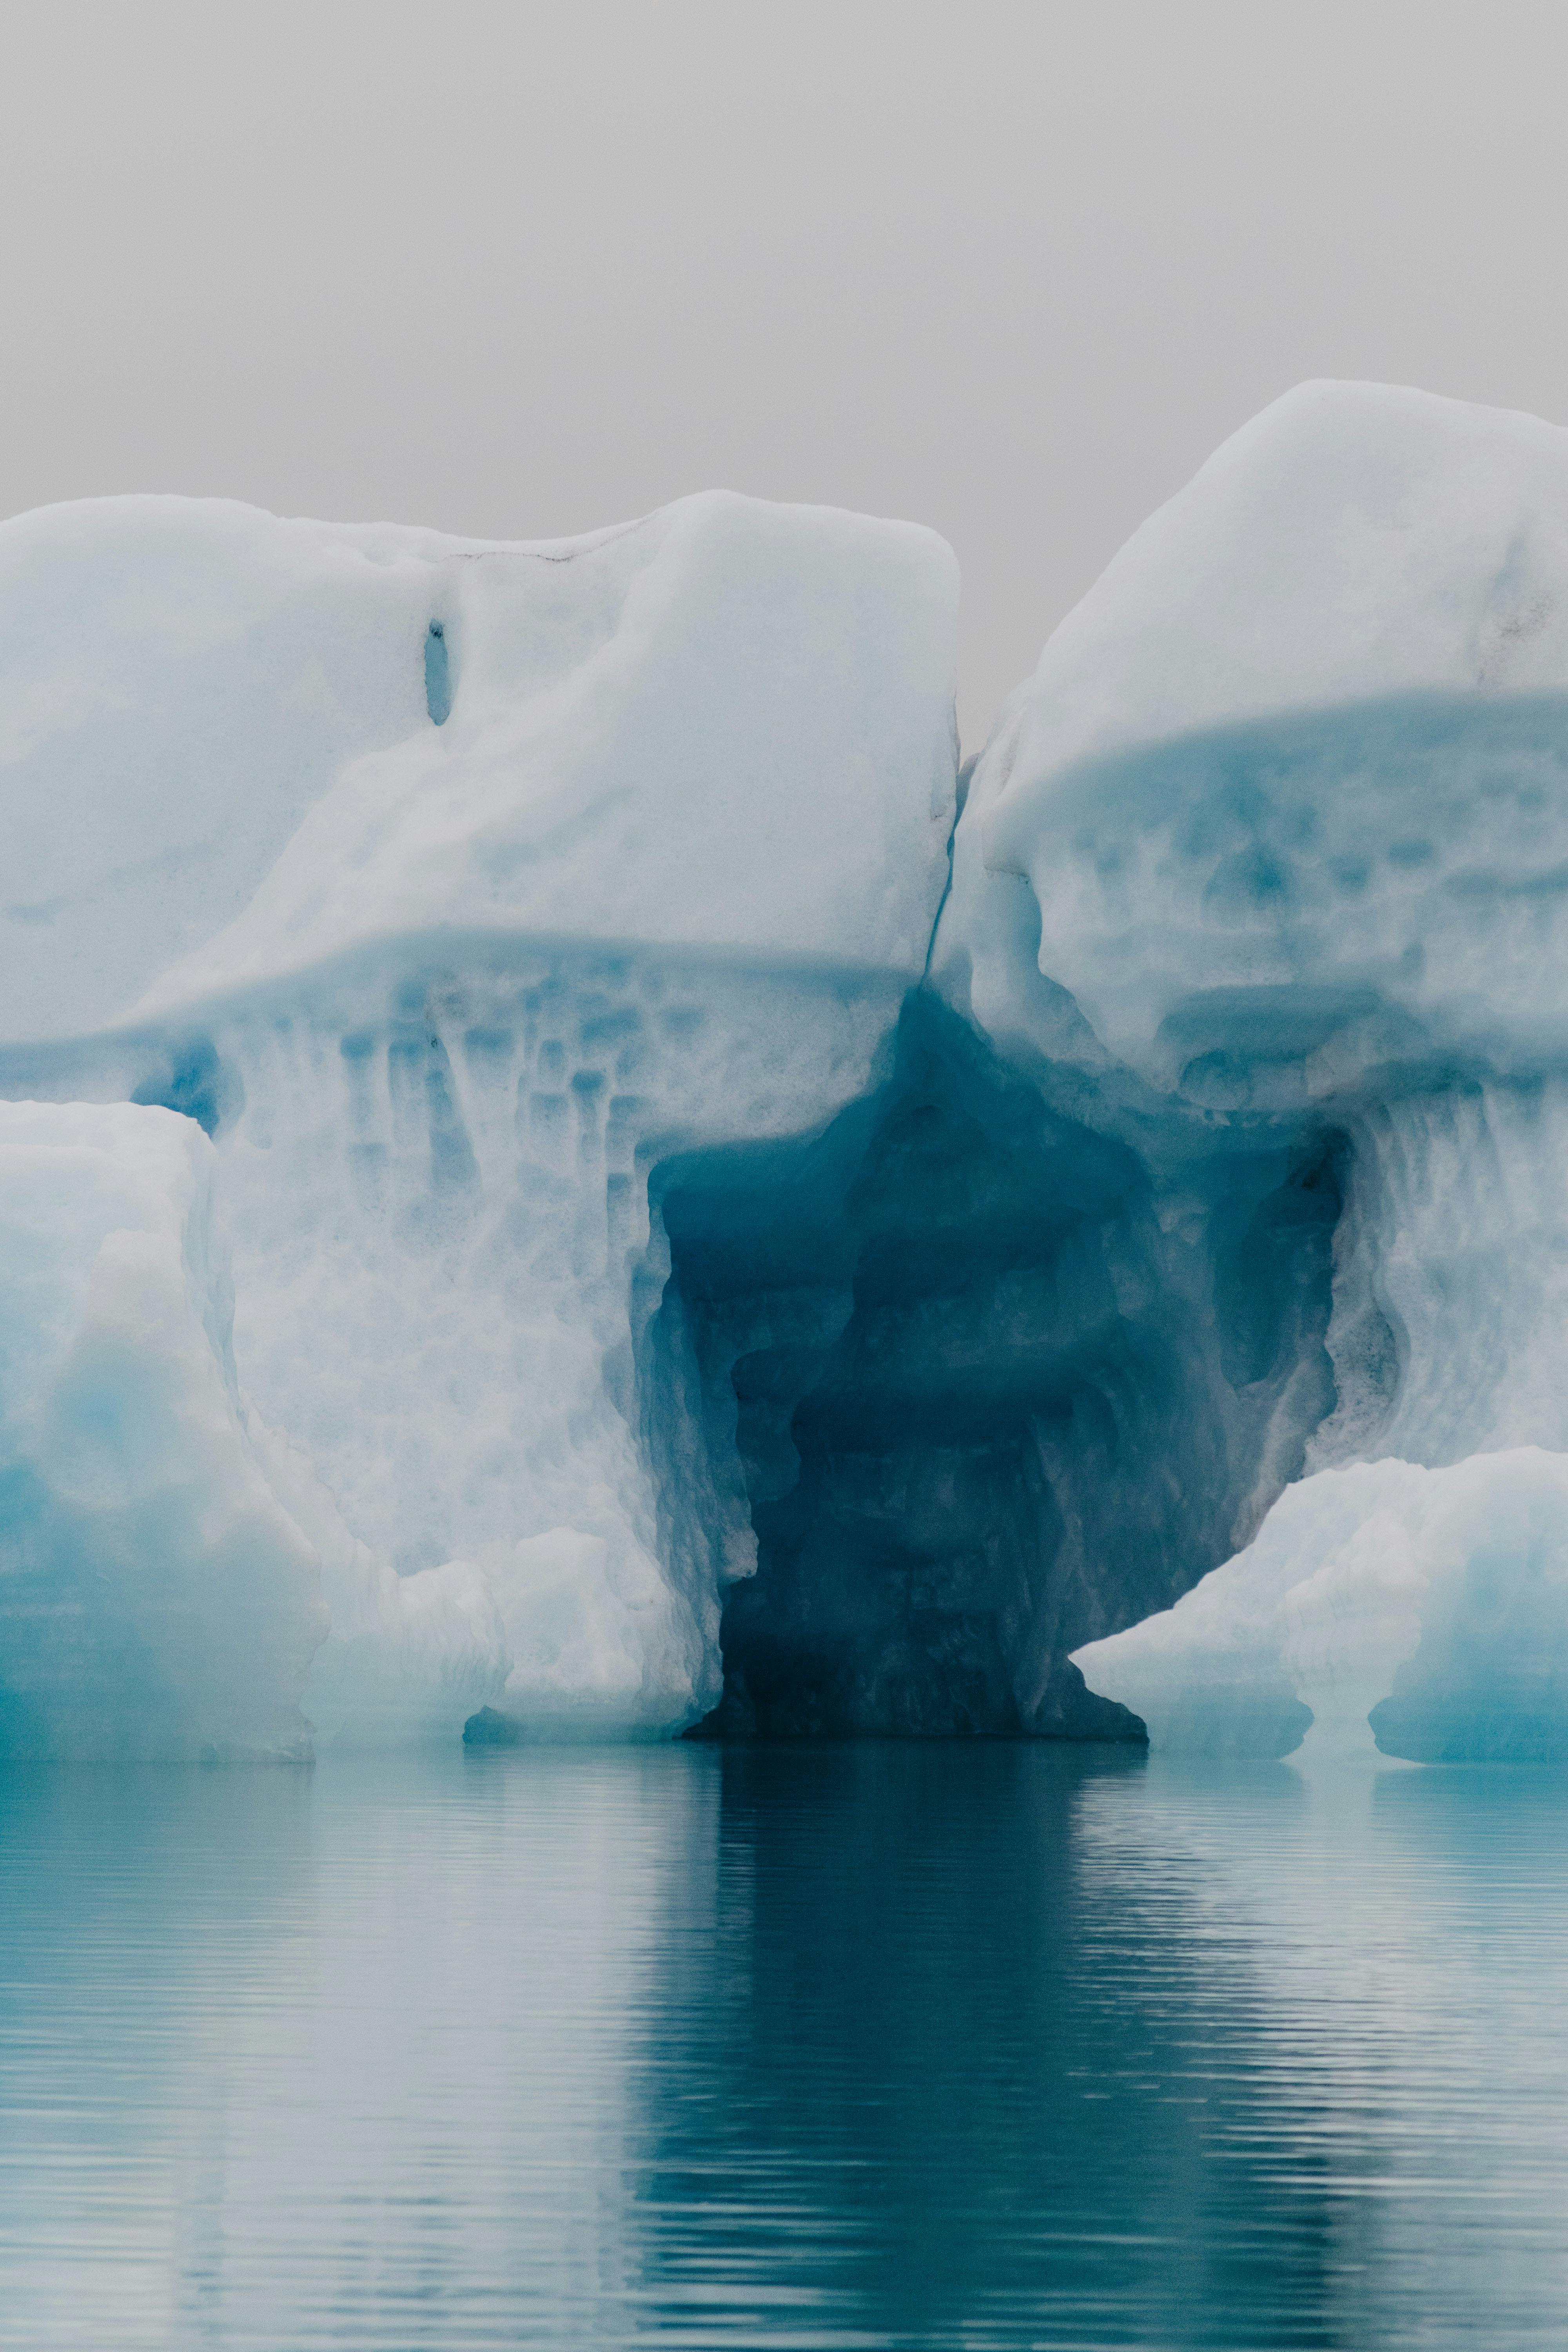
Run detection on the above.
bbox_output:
[639,993,1362,1740]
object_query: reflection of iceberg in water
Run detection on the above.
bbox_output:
[621,1750,1352,2343]
[5,1749,1568,2343]
[1066,1759,1568,2345]
[624,1748,1568,2347]
[0,1766,318,2333]
[0,1752,721,2345]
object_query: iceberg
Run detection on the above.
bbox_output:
[935,378,1568,1095]
[1074,1450,1568,1764]
[0,1100,322,1759]
[0,489,959,1750]
[8,380,1568,1759]
[937,378,1568,1759]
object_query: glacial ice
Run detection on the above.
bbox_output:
[1,489,954,1042]
[0,1100,323,1759]
[944,377,1568,1760]
[934,379,1568,1093]
[0,488,958,1751]
[658,992,1343,1739]
[9,379,1568,1759]
[1073,1451,1568,1764]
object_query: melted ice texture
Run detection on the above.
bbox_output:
[11,381,1568,1759]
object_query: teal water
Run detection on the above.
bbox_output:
[1,1744,1566,2349]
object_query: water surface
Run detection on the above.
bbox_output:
[2,1743,1565,2348]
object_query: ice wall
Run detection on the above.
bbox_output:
[9,383,1568,1760]
[946,381,1568,1759]
[935,380,1568,1094]
[0,488,958,1752]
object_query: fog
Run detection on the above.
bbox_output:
[5,1,1567,739]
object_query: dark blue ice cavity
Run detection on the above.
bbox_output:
[644,994,1360,1741]
[425,622,452,725]
[131,1036,242,1138]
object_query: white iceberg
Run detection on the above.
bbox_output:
[0,488,956,1042]
[0,1099,322,1759]
[943,379,1568,1759]
[0,489,959,1751]
[935,378,1568,1095]
[0,1096,513,1757]
[10,383,1568,1760]
[1074,1449,1568,1764]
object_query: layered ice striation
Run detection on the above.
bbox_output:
[10,381,1568,1758]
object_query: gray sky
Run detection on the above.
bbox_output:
[6,1,1568,745]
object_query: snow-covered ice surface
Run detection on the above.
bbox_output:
[2,491,954,1039]
[935,379,1568,1094]
[10,382,1568,1759]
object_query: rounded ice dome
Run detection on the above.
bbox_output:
[937,381,1568,1102]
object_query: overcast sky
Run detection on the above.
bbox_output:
[6,1,1568,742]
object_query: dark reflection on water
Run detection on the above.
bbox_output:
[2,1746,1566,2348]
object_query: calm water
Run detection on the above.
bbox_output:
[2,1744,1566,2350]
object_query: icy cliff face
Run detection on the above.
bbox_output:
[8,383,1568,1759]
[936,378,1568,1760]
[0,490,958,1751]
